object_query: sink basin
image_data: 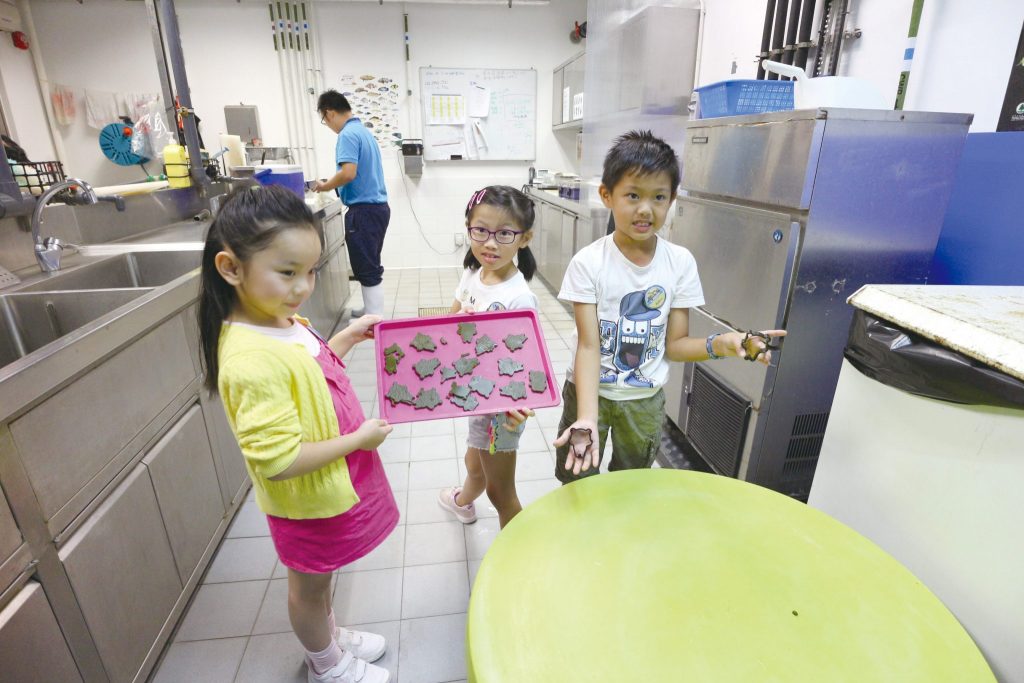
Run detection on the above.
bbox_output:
[0,288,153,367]
[18,250,202,293]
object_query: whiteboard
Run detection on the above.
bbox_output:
[420,67,536,161]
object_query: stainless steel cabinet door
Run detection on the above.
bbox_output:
[0,487,21,570]
[542,204,563,288]
[9,317,196,535]
[531,199,547,274]
[59,464,181,683]
[201,393,249,508]
[559,210,577,286]
[674,197,799,333]
[0,582,83,683]
[143,404,225,585]
[552,65,564,126]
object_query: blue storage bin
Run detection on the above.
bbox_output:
[695,80,794,119]
[255,164,305,197]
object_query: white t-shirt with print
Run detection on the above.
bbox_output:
[558,235,705,400]
[454,268,539,312]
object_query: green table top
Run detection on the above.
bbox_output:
[467,470,993,682]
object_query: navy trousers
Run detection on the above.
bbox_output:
[344,203,390,287]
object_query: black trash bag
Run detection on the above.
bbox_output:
[844,310,1024,410]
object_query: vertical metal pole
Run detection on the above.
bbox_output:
[793,0,817,71]
[767,0,788,80]
[156,0,208,185]
[895,0,925,110]
[143,0,177,144]
[757,0,778,79]
[781,0,803,68]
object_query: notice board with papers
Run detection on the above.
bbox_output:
[420,67,536,161]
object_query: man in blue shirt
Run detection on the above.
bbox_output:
[313,90,390,317]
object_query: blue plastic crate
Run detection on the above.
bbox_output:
[694,79,794,119]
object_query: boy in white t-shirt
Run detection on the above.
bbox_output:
[553,130,786,482]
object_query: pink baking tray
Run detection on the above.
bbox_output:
[374,310,561,423]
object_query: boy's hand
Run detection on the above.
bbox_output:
[345,315,382,344]
[716,329,787,365]
[554,418,599,475]
[354,418,392,450]
[460,304,476,315]
[503,408,534,431]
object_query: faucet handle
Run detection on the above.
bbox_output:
[97,195,126,211]
[34,237,70,273]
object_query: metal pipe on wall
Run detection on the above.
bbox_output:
[757,0,778,79]
[296,3,315,175]
[895,0,925,109]
[781,0,803,70]
[156,0,207,186]
[15,0,68,166]
[271,3,298,166]
[299,3,320,175]
[793,0,817,70]
[767,0,788,80]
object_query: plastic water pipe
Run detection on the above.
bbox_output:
[271,3,298,165]
[895,0,925,109]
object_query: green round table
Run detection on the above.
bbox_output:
[467,470,993,682]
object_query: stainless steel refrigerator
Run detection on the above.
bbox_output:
[666,108,972,500]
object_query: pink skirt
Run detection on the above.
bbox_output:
[266,337,398,574]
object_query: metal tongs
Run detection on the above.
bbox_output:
[703,309,784,363]
[740,330,782,362]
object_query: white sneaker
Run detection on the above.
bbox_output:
[307,651,389,683]
[335,626,386,663]
[438,487,477,524]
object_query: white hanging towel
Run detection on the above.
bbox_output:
[121,92,159,121]
[85,89,120,130]
[50,84,76,126]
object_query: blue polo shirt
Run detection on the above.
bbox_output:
[335,118,388,205]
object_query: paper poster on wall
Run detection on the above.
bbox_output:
[428,94,466,125]
[468,85,490,118]
[338,74,402,148]
[572,92,584,120]
[562,86,571,123]
[427,124,466,158]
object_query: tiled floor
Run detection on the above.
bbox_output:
[150,268,592,683]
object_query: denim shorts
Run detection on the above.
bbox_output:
[466,413,526,452]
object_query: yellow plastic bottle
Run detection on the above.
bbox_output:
[163,144,191,188]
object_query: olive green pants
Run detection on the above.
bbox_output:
[554,381,665,484]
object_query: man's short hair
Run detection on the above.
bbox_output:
[317,89,352,114]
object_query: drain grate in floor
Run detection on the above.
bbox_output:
[418,306,450,316]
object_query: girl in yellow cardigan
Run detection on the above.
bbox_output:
[198,186,396,683]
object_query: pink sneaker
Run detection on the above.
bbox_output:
[438,487,477,524]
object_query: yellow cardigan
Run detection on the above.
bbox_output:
[217,323,359,519]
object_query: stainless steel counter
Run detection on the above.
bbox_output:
[0,187,349,682]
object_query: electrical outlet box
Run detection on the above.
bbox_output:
[454,232,465,247]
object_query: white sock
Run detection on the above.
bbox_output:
[361,284,385,317]
[307,638,343,675]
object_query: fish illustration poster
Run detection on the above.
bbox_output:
[339,74,402,147]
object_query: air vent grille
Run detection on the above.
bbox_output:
[685,366,751,477]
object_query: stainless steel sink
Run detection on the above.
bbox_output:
[0,289,153,366]
[17,251,202,293]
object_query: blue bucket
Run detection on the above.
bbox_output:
[255,165,305,197]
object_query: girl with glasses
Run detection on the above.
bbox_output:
[438,185,538,529]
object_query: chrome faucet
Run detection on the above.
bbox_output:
[31,178,126,272]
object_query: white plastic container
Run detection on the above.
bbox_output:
[761,60,887,110]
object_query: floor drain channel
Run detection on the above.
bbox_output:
[417,306,450,316]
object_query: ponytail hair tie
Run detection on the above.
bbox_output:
[465,188,487,217]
